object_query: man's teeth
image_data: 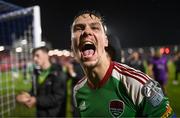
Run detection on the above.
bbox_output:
[83,42,93,45]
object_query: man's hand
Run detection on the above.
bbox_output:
[16,92,31,104]
[24,96,36,108]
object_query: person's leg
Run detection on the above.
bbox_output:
[173,69,179,85]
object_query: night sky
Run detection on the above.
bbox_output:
[3,0,180,49]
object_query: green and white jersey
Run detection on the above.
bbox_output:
[73,61,173,117]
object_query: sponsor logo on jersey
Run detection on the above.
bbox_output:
[109,100,124,117]
[79,101,87,111]
[142,80,164,107]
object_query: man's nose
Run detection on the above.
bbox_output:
[81,26,93,37]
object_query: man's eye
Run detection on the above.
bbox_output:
[75,27,83,31]
[74,25,84,32]
[91,26,100,30]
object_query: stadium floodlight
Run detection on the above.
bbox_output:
[21,39,27,45]
[0,46,5,51]
[15,47,22,53]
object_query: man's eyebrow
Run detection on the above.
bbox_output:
[74,22,101,26]
[90,22,101,26]
[73,23,85,27]
[72,22,102,30]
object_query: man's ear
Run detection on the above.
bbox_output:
[105,35,108,47]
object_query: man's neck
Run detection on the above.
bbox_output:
[85,57,111,86]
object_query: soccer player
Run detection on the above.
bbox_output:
[71,11,174,117]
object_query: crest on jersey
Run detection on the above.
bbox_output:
[109,100,124,117]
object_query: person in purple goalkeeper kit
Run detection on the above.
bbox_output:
[149,48,168,94]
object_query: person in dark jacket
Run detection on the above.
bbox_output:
[16,46,66,117]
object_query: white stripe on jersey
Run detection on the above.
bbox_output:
[112,62,151,105]
[73,78,87,107]
[114,65,147,84]
[117,63,152,81]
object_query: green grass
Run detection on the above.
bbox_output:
[0,71,35,117]
[166,61,180,116]
[10,71,35,117]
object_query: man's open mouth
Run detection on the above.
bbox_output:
[80,42,96,57]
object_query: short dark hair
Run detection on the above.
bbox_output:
[32,46,49,55]
[71,10,107,33]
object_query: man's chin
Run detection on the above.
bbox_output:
[81,60,98,69]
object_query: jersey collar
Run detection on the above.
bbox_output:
[87,61,114,89]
